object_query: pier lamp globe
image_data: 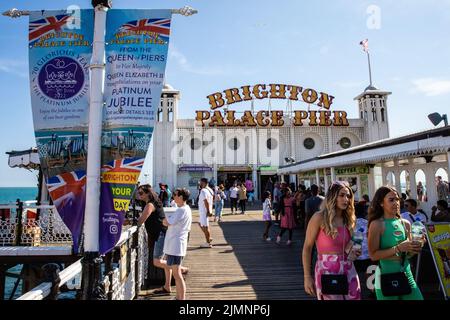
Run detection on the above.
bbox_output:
[92,0,112,8]
[284,157,295,164]
[428,112,448,127]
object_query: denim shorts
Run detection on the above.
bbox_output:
[166,254,184,266]
[153,231,165,259]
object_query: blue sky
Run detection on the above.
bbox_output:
[0,0,450,187]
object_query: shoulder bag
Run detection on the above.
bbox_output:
[379,219,412,296]
[320,228,349,295]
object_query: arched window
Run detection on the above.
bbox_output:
[360,111,363,119]
[372,108,377,121]
[415,169,427,202]
[381,108,385,122]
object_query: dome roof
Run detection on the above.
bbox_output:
[163,83,174,90]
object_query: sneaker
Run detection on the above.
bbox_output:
[276,236,281,245]
[266,237,272,242]
[286,240,292,246]
[200,243,213,248]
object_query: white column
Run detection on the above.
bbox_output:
[324,169,329,192]
[425,165,438,206]
[356,175,361,200]
[315,169,320,185]
[409,167,417,200]
[368,166,376,201]
[393,160,402,194]
[331,167,336,182]
[252,165,258,200]
[83,6,107,252]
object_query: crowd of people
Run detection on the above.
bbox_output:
[131,174,448,301]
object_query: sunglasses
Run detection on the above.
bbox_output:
[138,191,145,195]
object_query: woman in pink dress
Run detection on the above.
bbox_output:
[276,188,296,245]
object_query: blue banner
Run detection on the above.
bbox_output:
[29,9,93,253]
[100,9,172,254]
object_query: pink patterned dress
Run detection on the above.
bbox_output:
[281,197,296,229]
[314,227,361,300]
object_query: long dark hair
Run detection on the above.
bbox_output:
[138,184,162,207]
[368,186,400,227]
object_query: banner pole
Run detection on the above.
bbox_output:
[81,2,109,300]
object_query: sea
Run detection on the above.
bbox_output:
[0,187,38,204]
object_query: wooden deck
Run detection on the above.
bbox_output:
[140,209,312,300]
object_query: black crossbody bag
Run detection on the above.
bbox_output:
[379,219,412,296]
[320,230,349,296]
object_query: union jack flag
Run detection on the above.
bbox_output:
[47,170,86,208]
[120,18,171,42]
[29,14,72,44]
[102,157,144,173]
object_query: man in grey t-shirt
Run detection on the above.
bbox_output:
[305,184,324,227]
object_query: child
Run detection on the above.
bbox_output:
[262,191,272,241]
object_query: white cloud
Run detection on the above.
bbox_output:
[411,78,450,96]
[0,59,28,78]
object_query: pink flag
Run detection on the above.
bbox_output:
[360,39,369,52]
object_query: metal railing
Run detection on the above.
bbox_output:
[0,202,72,247]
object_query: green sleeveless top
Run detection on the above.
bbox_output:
[380,217,407,250]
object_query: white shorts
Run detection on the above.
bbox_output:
[199,213,209,227]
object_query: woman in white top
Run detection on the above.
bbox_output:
[262,191,272,241]
[163,188,192,300]
[229,183,239,214]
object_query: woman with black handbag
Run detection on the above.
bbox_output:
[302,181,361,300]
[367,186,424,300]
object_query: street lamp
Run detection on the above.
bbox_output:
[284,156,295,164]
[428,112,448,127]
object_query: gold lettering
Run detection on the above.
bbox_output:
[333,111,349,126]
[224,88,243,105]
[309,111,318,126]
[256,111,270,126]
[195,111,210,126]
[253,84,268,99]
[269,84,287,99]
[240,85,253,101]
[293,110,308,126]
[318,92,335,109]
[287,85,303,101]
[209,111,226,126]
[226,110,237,126]
[271,111,284,126]
[302,88,318,104]
[240,111,257,126]
[207,92,225,110]
[319,111,332,126]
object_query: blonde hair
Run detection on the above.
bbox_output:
[320,182,356,239]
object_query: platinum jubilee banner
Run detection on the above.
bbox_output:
[29,10,94,253]
[100,9,172,254]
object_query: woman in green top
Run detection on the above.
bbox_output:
[367,186,424,300]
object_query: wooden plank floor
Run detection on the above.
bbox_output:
[140,209,312,300]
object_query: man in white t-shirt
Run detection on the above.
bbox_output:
[401,199,428,224]
[198,178,214,248]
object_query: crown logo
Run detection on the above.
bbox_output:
[44,59,78,89]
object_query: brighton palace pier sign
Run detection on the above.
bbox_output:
[195,84,349,127]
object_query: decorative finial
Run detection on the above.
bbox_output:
[3,8,30,18]
[172,6,198,16]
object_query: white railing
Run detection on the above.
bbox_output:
[16,223,148,300]
[16,259,82,300]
